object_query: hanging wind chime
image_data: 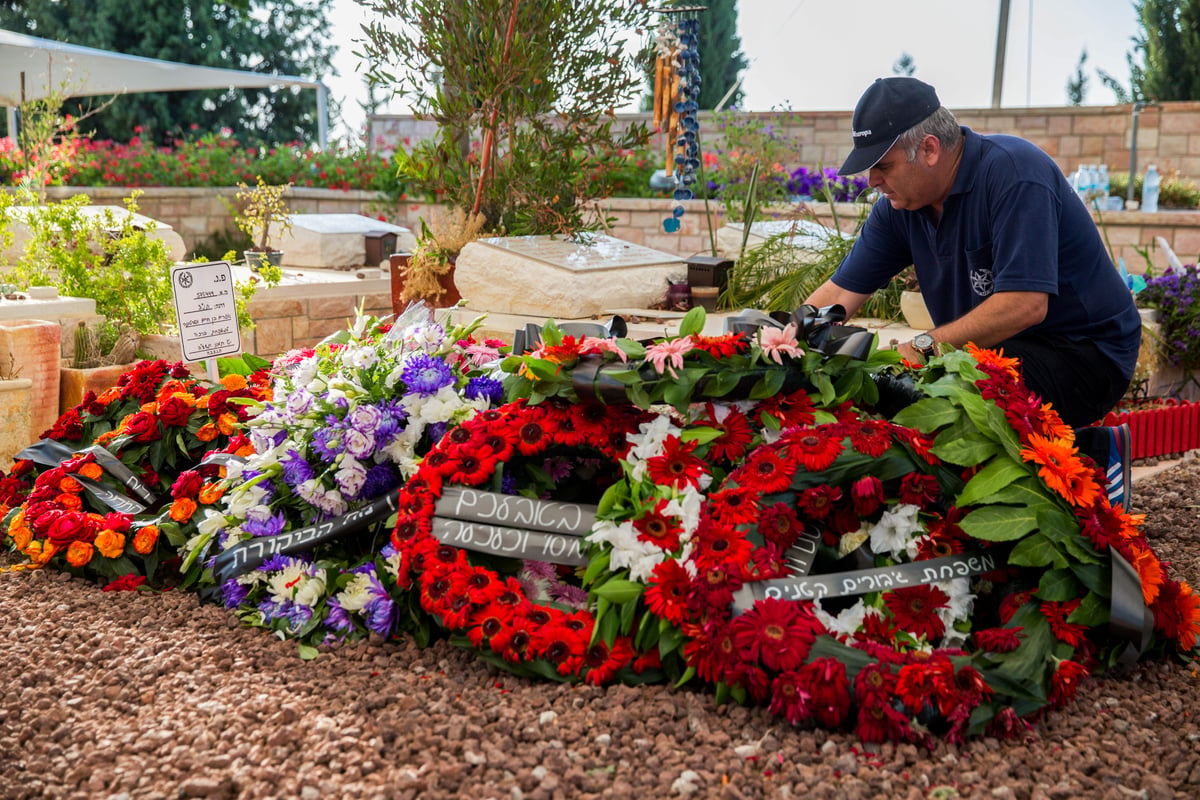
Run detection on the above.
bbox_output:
[651,6,703,233]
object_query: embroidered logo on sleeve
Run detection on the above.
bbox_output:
[970,267,994,297]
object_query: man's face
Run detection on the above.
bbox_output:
[866,138,940,211]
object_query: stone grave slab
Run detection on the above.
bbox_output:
[716,218,851,257]
[454,234,686,318]
[5,205,187,262]
[271,214,417,269]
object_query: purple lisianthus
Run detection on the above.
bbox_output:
[343,427,376,460]
[465,376,503,404]
[347,403,384,433]
[401,353,455,396]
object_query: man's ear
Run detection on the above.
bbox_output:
[921,134,942,166]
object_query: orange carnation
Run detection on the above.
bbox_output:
[196,423,219,442]
[94,529,126,559]
[132,525,159,555]
[221,374,248,391]
[169,497,198,523]
[66,540,94,567]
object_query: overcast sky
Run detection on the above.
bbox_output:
[327,0,1142,140]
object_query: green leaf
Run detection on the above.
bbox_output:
[748,369,786,400]
[891,396,961,433]
[581,549,612,587]
[959,504,1038,541]
[1037,568,1082,601]
[1007,532,1066,568]
[297,644,319,661]
[594,578,644,605]
[678,306,706,337]
[995,604,1053,682]
[658,619,684,658]
[931,431,999,467]
[596,483,627,519]
[1067,590,1110,627]
[956,457,1028,507]
[1072,562,1108,595]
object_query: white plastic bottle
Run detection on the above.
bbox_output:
[1142,165,1160,213]
[1098,164,1110,198]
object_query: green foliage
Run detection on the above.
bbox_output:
[1129,0,1200,101]
[721,203,904,319]
[358,0,654,236]
[8,191,176,336]
[1107,170,1200,209]
[1067,49,1089,105]
[707,111,805,222]
[0,0,338,145]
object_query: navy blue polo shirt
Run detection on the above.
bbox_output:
[831,127,1141,379]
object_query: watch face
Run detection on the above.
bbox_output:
[913,333,934,351]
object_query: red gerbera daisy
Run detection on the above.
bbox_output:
[466,602,515,648]
[633,498,683,551]
[757,502,804,549]
[1040,599,1087,647]
[738,447,796,494]
[582,636,636,686]
[853,662,897,705]
[854,698,913,744]
[798,657,851,729]
[768,670,812,726]
[1047,659,1090,708]
[682,622,738,683]
[690,332,749,358]
[644,559,691,625]
[730,598,818,672]
[693,518,755,571]
[784,426,843,472]
[972,626,1023,653]
[847,420,893,458]
[701,404,755,464]
[796,484,841,520]
[998,590,1035,624]
[884,584,949,642]
[645,436,706,489]
[898,472,940,507]
[758,390,817,429]
[1152,579,1200,652]
[707,485,760,526]
[850,475,885,516]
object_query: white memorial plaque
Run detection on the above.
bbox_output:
[717,219,852,256]
[171,261,242,362]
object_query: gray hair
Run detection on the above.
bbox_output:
[896,106,962,161]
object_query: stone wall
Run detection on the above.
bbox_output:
[240,277,393,359]
[370,101,1200,183]
[25,188,1200,276]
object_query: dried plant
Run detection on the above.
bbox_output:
[0,352,21,381]
[398,208,487,304]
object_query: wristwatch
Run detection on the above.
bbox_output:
[911,332,937,359]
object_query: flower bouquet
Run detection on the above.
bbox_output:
[373,310,1198,742]
[1,360,271,583]
[178,306,508,656]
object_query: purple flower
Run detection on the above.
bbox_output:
[362,463,400,499]
[402,353,455,396]
[243,511,287,538]
[281,449,315,487]
[426,421,448,444]
[221,579,250,608]
[465,376,503,404]
[326,598,353,632]
[312,426,344,463]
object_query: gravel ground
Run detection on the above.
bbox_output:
[2,459,1200,800]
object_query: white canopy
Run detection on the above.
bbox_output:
[0,29,327,146]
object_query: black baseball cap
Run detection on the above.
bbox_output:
[838,77,941,175]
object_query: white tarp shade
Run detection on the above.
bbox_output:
[0,29,327,145]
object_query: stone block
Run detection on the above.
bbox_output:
[60,362,136,417]
[5,204,187,263]
[0,319,61,437]
[308,295,357,320]
[270,214,418,269]
[253,317,292,358]
[454,235,686,317]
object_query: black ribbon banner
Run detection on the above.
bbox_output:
[429,487,597,566]
[14,439,153,513]
[730,551,999,614]
[210,491,401,583]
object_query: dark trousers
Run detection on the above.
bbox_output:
[997,334,1130,428]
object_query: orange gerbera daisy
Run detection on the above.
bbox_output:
[965,342,1021,379]
[1036,404,1073,442]
[1131,546,1164,605]
[1020,434,1091,502]
[96,387,122,404]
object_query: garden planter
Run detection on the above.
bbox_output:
[0,377,34,470]
[900,290,934,330]
[0,319,62,439]
[60,362,138,416]
[389,253,460,313]
[1103,399,1200,460]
